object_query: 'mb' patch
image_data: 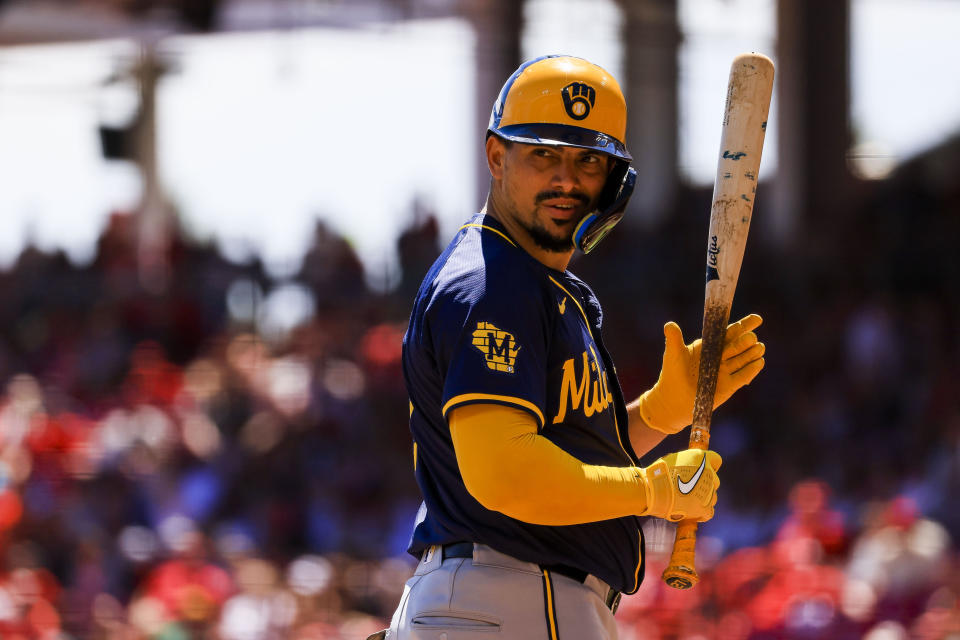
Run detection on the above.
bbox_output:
[471,322,521,373]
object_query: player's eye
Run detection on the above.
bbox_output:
[579,153,607,173]
[532,147,555,158]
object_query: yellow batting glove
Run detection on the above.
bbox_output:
[638,449,722,522]
[637,314,766,434]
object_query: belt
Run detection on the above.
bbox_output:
[436,542,622,614]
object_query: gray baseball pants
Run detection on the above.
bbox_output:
[379,543,619,639]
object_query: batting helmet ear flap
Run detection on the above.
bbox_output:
[573,161,637,253]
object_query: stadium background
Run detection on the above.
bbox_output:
[0,0,958,638]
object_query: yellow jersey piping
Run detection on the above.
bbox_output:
[410,401,417,470]
[631,530,644,594]
[458,223,517,248]
[443,393,545,428]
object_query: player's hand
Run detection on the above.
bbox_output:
[637,314,765,434]
[638,449,722,522]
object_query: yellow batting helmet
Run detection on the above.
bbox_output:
[488,55,637,253]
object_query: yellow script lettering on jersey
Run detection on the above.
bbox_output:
[552,347,614,424]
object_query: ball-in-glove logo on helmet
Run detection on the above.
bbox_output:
[561,82,596,120]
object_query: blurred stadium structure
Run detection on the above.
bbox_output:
[0,0,959,638]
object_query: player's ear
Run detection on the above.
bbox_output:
[486,135,507,180]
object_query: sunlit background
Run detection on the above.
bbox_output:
[0,0,959,638]
[4,0,959,275]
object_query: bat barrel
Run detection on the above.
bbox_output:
[705,53,774,308]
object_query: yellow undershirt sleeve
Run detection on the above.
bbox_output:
[450,403,650,526]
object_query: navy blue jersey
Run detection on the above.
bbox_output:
[402,213,646,594]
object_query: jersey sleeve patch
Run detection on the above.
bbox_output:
[432,243,549,427]
[471,322,521,373]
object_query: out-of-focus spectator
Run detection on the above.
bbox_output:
[0,151,953,638]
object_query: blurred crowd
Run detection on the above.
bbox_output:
[0,143,958,638]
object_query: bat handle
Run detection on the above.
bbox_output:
[661,426,710,590]
[662,520,700,589]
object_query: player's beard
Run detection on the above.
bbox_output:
[524,216,578,253]
[523,190,592,253]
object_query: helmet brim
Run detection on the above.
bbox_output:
[490,123,632,162]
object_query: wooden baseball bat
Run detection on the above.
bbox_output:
[661,53,774,590]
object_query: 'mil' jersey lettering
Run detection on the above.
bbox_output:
[402,214,645,594]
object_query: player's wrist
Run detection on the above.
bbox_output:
[636,459,673,519]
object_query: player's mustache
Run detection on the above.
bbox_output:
[535,190,590,206]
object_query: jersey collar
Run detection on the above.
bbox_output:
[466,213,572,279]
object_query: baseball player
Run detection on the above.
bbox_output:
[376,55,766,640]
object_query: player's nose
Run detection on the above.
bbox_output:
[550,154,581,191]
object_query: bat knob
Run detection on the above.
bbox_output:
[662,565,700,590]
[664,575,695,590]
